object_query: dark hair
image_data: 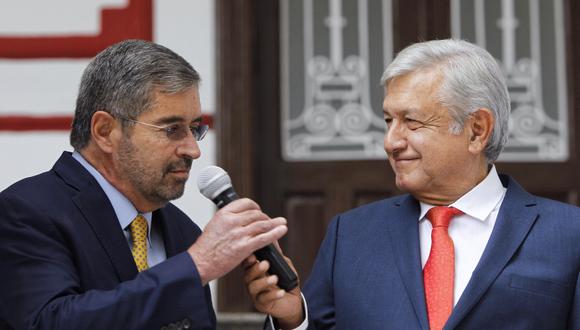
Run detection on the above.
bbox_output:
[70,39,201,150]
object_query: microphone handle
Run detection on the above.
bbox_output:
[212,187,298,291]
[254,244,298,291]
[211,187,239,208]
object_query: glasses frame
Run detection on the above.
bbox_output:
[118,116,209,142]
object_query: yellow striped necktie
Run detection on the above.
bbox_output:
[129,215,149,272]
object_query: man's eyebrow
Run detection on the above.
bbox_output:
[154,115,202,125]
[153,116,184,125]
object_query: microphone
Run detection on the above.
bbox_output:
[197,166,298,291]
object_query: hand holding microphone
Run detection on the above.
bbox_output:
[196,166,298,291]
[195,167,303,326]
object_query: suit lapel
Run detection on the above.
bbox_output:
[154,208,187,258]
[445,176,538,329]
[53,152,139,282]
[386,195,430,330]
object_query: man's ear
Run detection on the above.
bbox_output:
[90,111,119,154]
[468,108,494,155]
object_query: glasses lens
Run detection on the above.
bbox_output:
[164,124,208,141]
[192,125,209,141]
[165,124,188,140]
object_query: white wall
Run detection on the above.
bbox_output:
[0,0,219,306]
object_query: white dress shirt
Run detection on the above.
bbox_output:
[72,151,167,267]
[419,166,506,306]
[282,166,506,329]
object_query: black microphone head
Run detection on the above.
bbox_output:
[197,166,233,200]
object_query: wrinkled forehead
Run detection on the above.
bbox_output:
[383,69,444,108]
[140,86,202,121]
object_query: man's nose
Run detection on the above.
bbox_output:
[176,134,202,160]
[384,122,407,154]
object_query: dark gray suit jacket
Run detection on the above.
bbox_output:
[0,152,216,329]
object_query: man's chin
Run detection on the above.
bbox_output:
[153,182,187,203]
[168,185,186,201]
[394,174,418,193]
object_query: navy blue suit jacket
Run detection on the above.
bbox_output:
[0,152,216,329]
[303,176,579,329]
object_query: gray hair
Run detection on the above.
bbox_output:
[70,39,200,150]
[381,39,510,163]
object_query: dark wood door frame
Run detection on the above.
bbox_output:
[215,0,257,312]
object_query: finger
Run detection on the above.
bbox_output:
[272,239,281,251]
[241,217,287,237]
[217,209,269,228]
[221,198,261,213]
[243,260,269,284]
[235,209,271,226]
[263,233,291,264]
[255,287,286,306]
[247,274,279,297]
[241,255,258,270]
[247,225,288,251]
[282,255,298,273]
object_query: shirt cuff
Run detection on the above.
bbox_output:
[267,293,309,330]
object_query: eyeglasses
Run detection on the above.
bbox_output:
[118,117,209,141]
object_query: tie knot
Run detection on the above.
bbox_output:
[426,206,463,228]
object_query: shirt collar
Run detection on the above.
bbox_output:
[72,151,153,233]
[418,166,506,222]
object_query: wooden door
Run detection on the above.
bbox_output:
[215,0,580,313]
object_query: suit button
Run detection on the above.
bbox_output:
[182,318,191,329]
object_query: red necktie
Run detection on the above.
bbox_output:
[423,206,463,330]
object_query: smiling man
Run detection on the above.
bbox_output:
[244,39,579,329]
[0,40,288,330]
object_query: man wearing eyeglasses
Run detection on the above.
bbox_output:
[0,40,287,330]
